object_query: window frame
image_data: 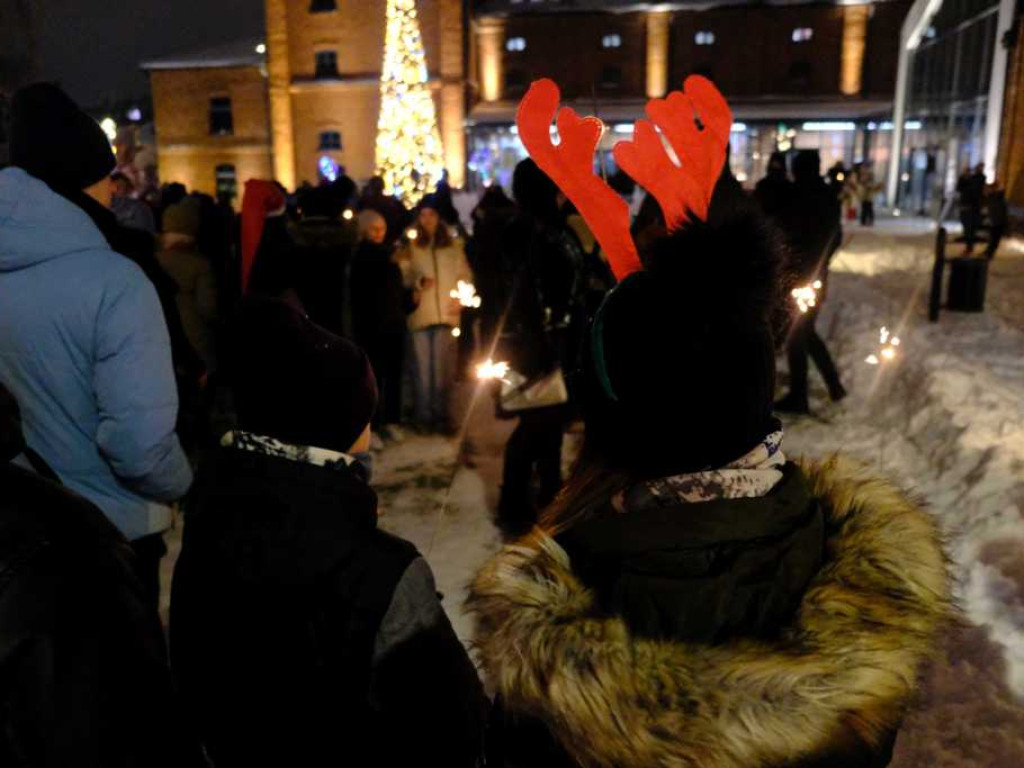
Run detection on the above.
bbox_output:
[318,130,343,151]
[314,49,340,79]
[208,95,234,137]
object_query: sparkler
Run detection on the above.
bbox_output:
[791,280,823,314]
[450,280,482,309]
[475,359,511,383]
[865,326,901,366]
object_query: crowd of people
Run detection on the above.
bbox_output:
[0,81,955,767]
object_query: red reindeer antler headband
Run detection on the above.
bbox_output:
[515,76,733,281]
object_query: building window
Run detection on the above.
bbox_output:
[309,0,337,12]
[215,164,237,202]
[925,25,937,39]
[315,50,339,79]
[792,27,813,43]
[209,96,233,136]
[695,31,716,46]
[319,130,343,150]
[788,61,812,88]
[602,34,622,49]
[506,37,527,52]
[505,69,526,92]
[599,66,622,90]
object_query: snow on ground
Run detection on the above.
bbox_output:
[160,216,1024,761]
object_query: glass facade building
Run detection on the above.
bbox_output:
[897,0,1003,215]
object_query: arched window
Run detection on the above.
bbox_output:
[602,34,622,49]
[310,0,337,12]
[695,31,716,46]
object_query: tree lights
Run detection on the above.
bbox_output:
[375,0,445,207]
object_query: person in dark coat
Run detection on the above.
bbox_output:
[171,297,486,768]
[290,183,359,335]
[0,384,201,767]
[775,149,846,414]
[352,209,410,432]
[359,175,411,248]
[470,185,519,345]
[957,164,986,254]
[985,180,1008,259]
[495,159,584,535]
[468,179,953,768]
[754,150,794,220]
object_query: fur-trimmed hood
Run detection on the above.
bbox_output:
[468,457,953,768]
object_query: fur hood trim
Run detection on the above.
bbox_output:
[467,457,953,768]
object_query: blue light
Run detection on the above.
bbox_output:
[319,155,339,182]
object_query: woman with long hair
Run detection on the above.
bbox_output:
[401,196,471,432]
[468,172,952,768]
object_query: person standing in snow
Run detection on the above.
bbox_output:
[754,150,794,221]
[494,159,585,535]
[401,196,472,432]
[351,209,410,436]
[0,83,192,605]
[172,296,486,767]
[469,154,953,768]
[957,164,986,255]
[775,149,847,414]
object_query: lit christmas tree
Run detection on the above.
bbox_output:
[375,0,445,207]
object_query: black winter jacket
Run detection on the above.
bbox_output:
[469,459,953,768]
[0,386,198,768]
[171,436,486,767]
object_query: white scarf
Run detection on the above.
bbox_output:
[623,429,786,510]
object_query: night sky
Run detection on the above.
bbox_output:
[35,0,265,109]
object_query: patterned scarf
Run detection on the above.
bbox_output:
[622,428,786,511]
[221,430,357,471]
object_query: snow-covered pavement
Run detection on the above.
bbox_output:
[160,217,1024,763]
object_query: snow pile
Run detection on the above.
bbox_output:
[785,225,1024,699]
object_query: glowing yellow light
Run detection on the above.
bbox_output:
[476,359,511,383]
[449,280,482,309]
[881,347,896,360]
[837,172,846,182]
[100,117,117,143]
[406,228,418,241]
[375,0,445,207]
[256,43,267,54]
[791,282,820,314]
[343,209,355,221]
[891,337,900,347]
[865,354,879,365]
[451,327,461,338]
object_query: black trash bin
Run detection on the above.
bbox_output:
[947,256,988,312]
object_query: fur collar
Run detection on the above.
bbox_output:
[467,457,953,768]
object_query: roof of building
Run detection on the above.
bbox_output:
[474,0,885,14]
[140,39,265,71]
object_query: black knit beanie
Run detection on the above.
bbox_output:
[9,83,116,192]
[228,297,378,454]
[578,186,783,478]
[0,384,24,464]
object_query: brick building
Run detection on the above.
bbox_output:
[468,0,913,190]
[143,0,467,205]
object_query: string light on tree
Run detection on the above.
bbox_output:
[375,0,445,207]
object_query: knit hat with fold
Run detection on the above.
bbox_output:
[9,83,116,193]
[515,75,784,478]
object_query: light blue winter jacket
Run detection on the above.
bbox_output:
[0,168,192,540]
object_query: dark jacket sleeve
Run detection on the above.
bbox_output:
[370,558,487,767]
